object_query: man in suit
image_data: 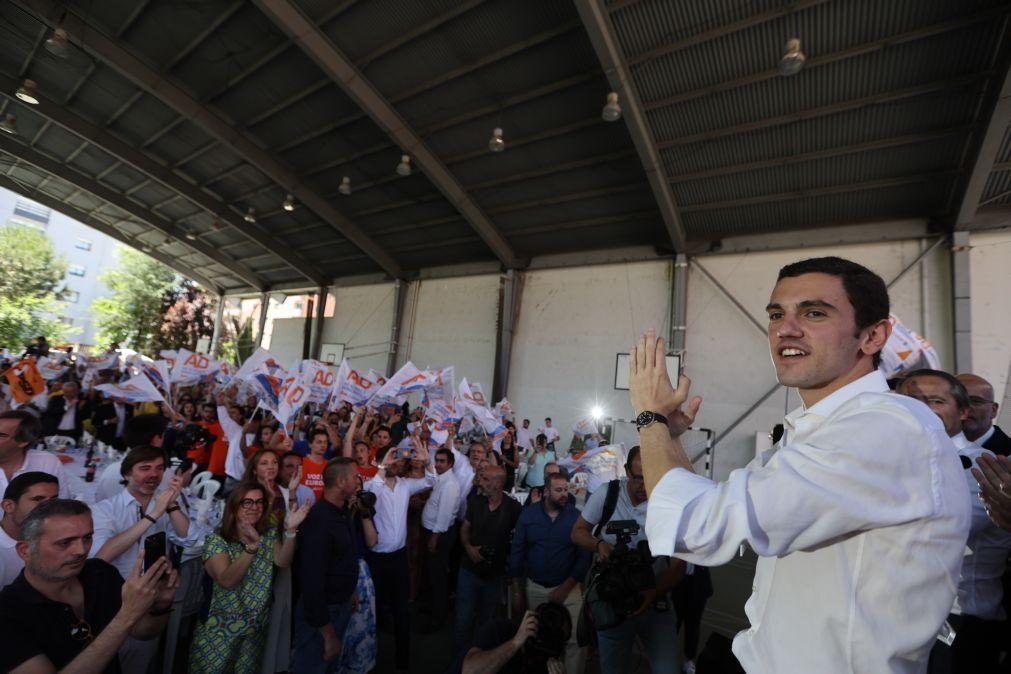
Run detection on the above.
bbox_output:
[41,382,88,442]
[90,393,132,450]
[957,373,1010,457]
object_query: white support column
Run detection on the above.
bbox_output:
[670,254,688,351]
[952,231,973,372]
[386,280,407,376]
[209,294,225,358]
[493,270,522,401]
[310,287,327,359]
[256,292,269,347]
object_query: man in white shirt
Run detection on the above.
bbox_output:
[631,256,971,674]
[516,419,534,452]
[420,448,460,630]
[539,417,560,450]
[0,472,59,588]
[898,370,1011,673]
[364,444,436,673]
[95,413,172,502]
[0,410,71,499]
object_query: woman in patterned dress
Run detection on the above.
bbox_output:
[189,480,309,673]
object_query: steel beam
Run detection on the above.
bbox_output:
[574,0,688,252]
[20,0,401,278]
[0,73,323,285]
[952,231,972,372]
[492,270,522,401]
[0,173,224,293]
[953,21,1011,227]
[387,280,408,376]
[255,0,520,270]
[311,287,327,360]
[0,135,266,289]
[256,293,270,347]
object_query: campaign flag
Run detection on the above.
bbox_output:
[373,362,431,404]
[494,398,513,421]
[274,361,310,430]
[331,359,379,409]
[233,348,287,412]
[367,370,387,387]
[95,374,165,403]
[4,358,46,404]
[572,417,598,438]
[85,352,119,371]
[879,314,940,378]
[171,349,218,385]
[299,359,336,404]
[424,366,455,405]
[36,356,69,380]
[159,349,178,371]
[459,378,506,445]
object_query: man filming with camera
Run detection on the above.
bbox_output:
[572,445,684,673]
[462,602,570,674]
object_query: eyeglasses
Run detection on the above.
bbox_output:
[70,618,92,642]
[239,498,266,509]
[968,396,995,407]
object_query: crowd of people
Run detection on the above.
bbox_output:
[0,255,1009,674]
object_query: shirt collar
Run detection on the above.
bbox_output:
[977,425,996,446]
[784,369,889,430]
[951,431,973,450]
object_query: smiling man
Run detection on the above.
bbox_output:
[630,256,971,674]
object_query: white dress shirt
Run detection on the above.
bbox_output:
[646,370,971,674]
[0,450,71,500]
[516,427,534,451]
[95,455,174,503]
[951,432,1011,620]
[219,405,246,481]
[451,448,475,522]
[89,488,178,578]
[364,472,436,553]
[0,525,22,588]
[422,469,460,534]
[975,425,996,447]
[539,426,560,444]
[57,398,78,432]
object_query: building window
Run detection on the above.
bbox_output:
[65,290,80,303]
[68,264,86,277]
[75,238,92,251]
[13,199,50,224]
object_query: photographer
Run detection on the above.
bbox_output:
[462,603,570,674]
[572,446,685,673]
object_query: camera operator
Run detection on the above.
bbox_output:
[572,446,685,673]
[462,603,570,674]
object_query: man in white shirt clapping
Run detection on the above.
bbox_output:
[631,257,970,674]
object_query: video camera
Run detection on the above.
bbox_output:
[354,490,377,519]
[178,423,217,453]
[584,519,656,631]
[523,602,572,672]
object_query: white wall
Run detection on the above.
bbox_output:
[396,275,499,386]
[507,261,672,440]
[318,282,398,376]
[970,229,1011,424]
[687,239,953,479]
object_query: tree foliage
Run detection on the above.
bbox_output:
[0,225,72,350]
[93,247,176,352]
[151,281,217,353]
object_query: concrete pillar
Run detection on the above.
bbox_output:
[493,270,522,401]
[670,254,688,351]
[386,280,408,376]
[209,294,225,358]
[255,292,269,347]
[952,231,972,372]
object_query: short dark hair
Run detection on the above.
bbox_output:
[281,450,302,464]
[374,425,392,437]
[777,257,890,368]
[435,448,454,466]
[323,457,356,487]
[123,413,168,450]
[625,445,641,470]
[3,471,58,501]
[308,427,329,444]
[536,433,547,444]
[21,498,90,544]
[898,369,971,410]
[0,410,41,447]
[546,471,568,488]
[120,445,167,478]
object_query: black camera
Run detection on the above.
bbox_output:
[523,602,572,672]
[584,519,656,631]
[355,490,377,518]
[179,423,216,452]
[472,545,498,576]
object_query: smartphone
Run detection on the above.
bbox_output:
[143,532,167,573]
[396,447,414,461]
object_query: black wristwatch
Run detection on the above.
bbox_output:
[635,411,669,432]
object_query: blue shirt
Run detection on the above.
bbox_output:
[508,500,591,587]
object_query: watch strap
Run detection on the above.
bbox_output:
[635,411,669,432]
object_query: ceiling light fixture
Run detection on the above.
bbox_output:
[44,27,70,59]
[15,80,39,105]
[602,92,622,122]
[779,38,806,76]
[282,194,295,212]
[140,244,152,253]
[244,207,257,223]
[488,127,505,152]
[396,154,411,177]
[0,114,17,135]
[338,176,352,196]
[184,229,197,241]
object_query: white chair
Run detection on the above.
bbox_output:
[44,435,75,451]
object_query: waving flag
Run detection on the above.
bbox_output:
[85,352,119,371]
[373,361,431,404]
[36,356,69,380]
[572,417,598,438]
[459,378,507,446]
[233,348,287,412]
[159,349,178,370]
[4,358,45,404]
[423,366,455,405]
[880,314,940,378]
[274,360,310,430]
[171,349,218,385]
[95,374,164,403]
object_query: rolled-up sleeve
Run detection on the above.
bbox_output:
[646,403,941,565]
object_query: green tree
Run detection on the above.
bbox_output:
[152,281,216,353]
[93,247,176,352]
[0,226,67,298]
[0,225,72,350]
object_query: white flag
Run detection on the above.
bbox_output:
[95,374,165,403]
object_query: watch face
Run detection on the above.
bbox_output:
[635,411,654,427]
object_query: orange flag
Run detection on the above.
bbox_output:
[4,358,46,404]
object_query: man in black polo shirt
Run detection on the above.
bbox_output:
[293,457,378,673]
[455,464,521,650]
[0,498,178,674]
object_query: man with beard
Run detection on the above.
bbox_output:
[509,471,590,674]
[0,499,178,674]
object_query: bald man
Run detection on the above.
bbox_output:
[957,374,1010,457]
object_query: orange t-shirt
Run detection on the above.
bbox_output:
[302,456,327,501]
[199,420,229,477]
[357,464,379,480]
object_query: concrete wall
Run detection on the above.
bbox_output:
[396,275,499,387]
[318,282,398,376]
[507,261,672,441]
[970,229,1011,425]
